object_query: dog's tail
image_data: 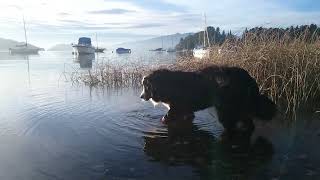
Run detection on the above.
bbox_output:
[254,94,277,121]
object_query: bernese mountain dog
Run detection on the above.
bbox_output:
[140,66,277,139]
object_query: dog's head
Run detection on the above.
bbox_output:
[140,76,153,101]
[140,70,168,102]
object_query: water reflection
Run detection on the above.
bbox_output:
[143,121,215,166]
[143,116,274,179]
[75,54,94,69]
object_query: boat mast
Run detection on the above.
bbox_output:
[205,13,210,48]
[203,14,206,48]
[171,36,173,48]
[95,33,98,49]
[23,15,28,46]
[161,36,164,49]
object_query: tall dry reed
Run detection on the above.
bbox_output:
[71,31,320,117]
[190,31,320,116]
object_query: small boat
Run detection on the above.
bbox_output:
[95,47,106,53]
[150,48,165,52]
[72,37,95,55]
[116,48,131,54]
[166,48,176,53]
[9,16,40,55]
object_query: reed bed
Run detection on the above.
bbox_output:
[71,31,320,117]
[191,32,320,116]
[69,61,173,88]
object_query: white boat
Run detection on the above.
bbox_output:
[9,44,40,54]
[72,37,95,55]
[193,13,210,59]
[193,47,209,59]
[9,16,40,55]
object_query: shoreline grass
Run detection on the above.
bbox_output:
[70,31,320,118]
[208,32,320,117]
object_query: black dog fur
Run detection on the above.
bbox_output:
[140,66,277,139]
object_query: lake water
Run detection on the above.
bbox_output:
[0,50,319,180]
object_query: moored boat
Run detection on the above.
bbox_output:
[116,48,131,54]
[166,48,176,53]
[150,48,165,52]
[95,48,106,53]
[9,16,40,55]
[193,46,209,59]
[9,44,40,55]
[193,13,210,59]
[72,37,95,55]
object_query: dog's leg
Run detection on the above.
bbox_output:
[162,108,195,124]
[240,118,255,139]
[161,108,177,124]
[217,109,236,140]
[221,118,255,149]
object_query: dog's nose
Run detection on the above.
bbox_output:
[140,94,144,99]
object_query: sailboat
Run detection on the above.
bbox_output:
[193,14,210,59]
[9,16,40,55]
[94,33,105,53]
[166,36,176,53]
[150,36,165,52]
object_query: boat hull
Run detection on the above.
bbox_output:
[72,45,95,55]
[9,47,39,55]
[193,48,209,59]
[95,48,105,53]
[116,48,131,54]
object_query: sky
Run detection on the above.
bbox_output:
[0,0,319,48]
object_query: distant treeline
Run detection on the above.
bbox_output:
[243,24,320,42]
[176,24,320,50]
[175,27,234,50]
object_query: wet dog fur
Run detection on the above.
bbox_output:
[140,66,277,139]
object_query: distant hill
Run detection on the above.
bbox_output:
[48,44,73,51]
[0,37,40,50]
[115,33,193,51]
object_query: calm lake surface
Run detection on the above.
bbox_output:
[0,50,319,180]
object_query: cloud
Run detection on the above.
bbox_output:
[108,0,187,12]
[57,12,70,16]
[127,23,164,29]
[1,0,320,48]
[29,20,165,32]
[88,8,136,15]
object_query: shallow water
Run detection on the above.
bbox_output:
[0,51,319,180]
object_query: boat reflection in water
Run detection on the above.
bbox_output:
[75,54,95,69]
